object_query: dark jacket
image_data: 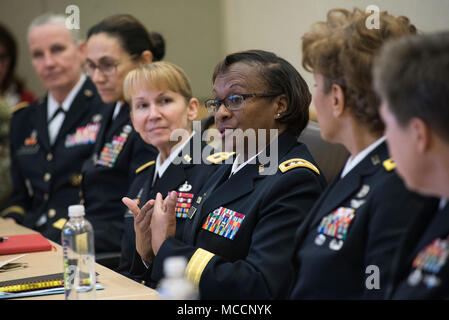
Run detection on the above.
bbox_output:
[80,102,157,253]
[289,141,439,299]
[1,78,106,242]
[146,132,326,299]
[387,202,448,299]
[119,136,219,280]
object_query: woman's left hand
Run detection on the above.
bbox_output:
[151,191,178,255]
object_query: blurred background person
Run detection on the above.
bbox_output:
[289,8,438,299]
[0,14,106,243]
[374,31,449,299]
[0,23,35,209]
[0,23,35,109]
[118,61,219,280]
[124,50,326,299]
[81,14,162,265]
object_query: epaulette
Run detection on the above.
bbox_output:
[382,158,396,171]
[279,158,320,175]
[135,160,155,174]
[206,152,235,164]
[11,101,30,114]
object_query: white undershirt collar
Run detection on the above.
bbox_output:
[340,136,386,179]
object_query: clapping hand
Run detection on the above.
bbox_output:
[122,197,155,264]
[151,191,178,255]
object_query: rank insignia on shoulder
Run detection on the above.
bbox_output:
[383,158,396,171]
[135,160,155,174]
[12,101,29,114]
[279,158,320,175]
[206,152,235,164]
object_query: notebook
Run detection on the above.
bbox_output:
[0,272,64,293]
[0,272,103,299]
[0,233,52,255]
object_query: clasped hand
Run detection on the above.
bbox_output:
[122,191,177,265]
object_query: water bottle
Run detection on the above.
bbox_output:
[158,256,198,300]
[61,204,96,300]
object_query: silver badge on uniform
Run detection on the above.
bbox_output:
[350,199,366,209]
[356,184,370,198]
[92,113,102,123]
[123,124,132,134]
[407,269,423,287]
[314,234,326,246]
[329,238,344,251]
[423,274,441,288]
[178,181,192,192]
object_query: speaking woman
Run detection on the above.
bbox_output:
[124,50,327,299]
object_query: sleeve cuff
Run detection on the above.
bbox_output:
[1,206,26,223]
[185,248,215,286]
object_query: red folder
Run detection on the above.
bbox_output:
[0,234,52,255]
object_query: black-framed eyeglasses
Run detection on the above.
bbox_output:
[205,93,280,114]
[84,55,137,78]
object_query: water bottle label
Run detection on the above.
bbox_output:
[76,233,88,254]
[63,239,77,299]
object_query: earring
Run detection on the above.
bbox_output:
[276,113,281,118]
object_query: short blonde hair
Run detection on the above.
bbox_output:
[302,8,416,134]
[123,61,192,102]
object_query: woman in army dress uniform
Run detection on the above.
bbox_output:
[1,14,106,243]
[288,8,439,299]
[125,50,327,299]
[117,61,219,280]
[80,15,163,256]
[374,31,449,299]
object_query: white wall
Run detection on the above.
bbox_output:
[1,0,449,102]
[221,0,449,100]
[0,0,223,100]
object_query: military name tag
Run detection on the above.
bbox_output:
[202,207,245,240]
[187,206,197,219]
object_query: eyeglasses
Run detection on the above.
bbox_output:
[84,56,136,78]
[205,93,280,114]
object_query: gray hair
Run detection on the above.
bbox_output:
[28,13,80,44]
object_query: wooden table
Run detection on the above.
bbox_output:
[0,218,159,300]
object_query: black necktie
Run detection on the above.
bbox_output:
[48,106,65,124]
